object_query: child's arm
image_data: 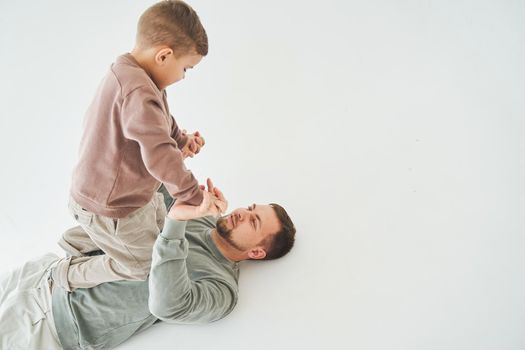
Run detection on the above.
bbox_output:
[169,114,189,151]
[170,117,205,159]
[121,87,203,206]
[181,131,205,158]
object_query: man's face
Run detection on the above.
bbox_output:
[216,204,281,253]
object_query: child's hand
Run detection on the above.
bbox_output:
[181,130,205,159]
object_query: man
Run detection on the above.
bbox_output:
[0,183,296,349]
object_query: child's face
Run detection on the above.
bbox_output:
[156,51,203,89]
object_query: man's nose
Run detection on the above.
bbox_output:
[237,210,247,221]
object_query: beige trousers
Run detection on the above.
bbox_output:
[0,253,62,350]
[53,192,166,291]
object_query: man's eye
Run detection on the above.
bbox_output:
[184,68,187,72]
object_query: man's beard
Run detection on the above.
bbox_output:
[216,216,243,251]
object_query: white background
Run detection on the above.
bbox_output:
[1,0,524,349]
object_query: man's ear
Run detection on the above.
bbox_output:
[248,247,266,260]
[154,47,173,65]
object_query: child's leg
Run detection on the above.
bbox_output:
[0,253,62,350]
[53,193,166,291]
[58,225,98,257]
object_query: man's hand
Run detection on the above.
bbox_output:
[168,178,227,221]
[205,178,228,214]
[181,130,205,159]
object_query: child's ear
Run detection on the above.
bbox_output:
[154,47,173,65]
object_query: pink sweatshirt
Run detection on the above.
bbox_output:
[70,53,203,218]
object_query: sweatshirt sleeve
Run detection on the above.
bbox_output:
[121,87,203,205]
[170,115,189,150]
[148,218,237,324]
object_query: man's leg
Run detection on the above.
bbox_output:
[53,193,167,291]
[0,253,62,350]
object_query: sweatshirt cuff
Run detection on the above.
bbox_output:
[177,133,189,149]
[188,189,204,206]
[160,217,187,240]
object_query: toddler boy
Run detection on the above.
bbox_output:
[53,0,224,291]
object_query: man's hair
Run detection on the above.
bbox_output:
[136,0,208,56]
[262,204,296,260]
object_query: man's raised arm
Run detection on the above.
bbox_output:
[148,180,233,324]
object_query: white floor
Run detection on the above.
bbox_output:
[1,1,524,349]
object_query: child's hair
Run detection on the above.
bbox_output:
[136,0,208,57]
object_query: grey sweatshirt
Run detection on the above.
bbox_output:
[52,216,239,350]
